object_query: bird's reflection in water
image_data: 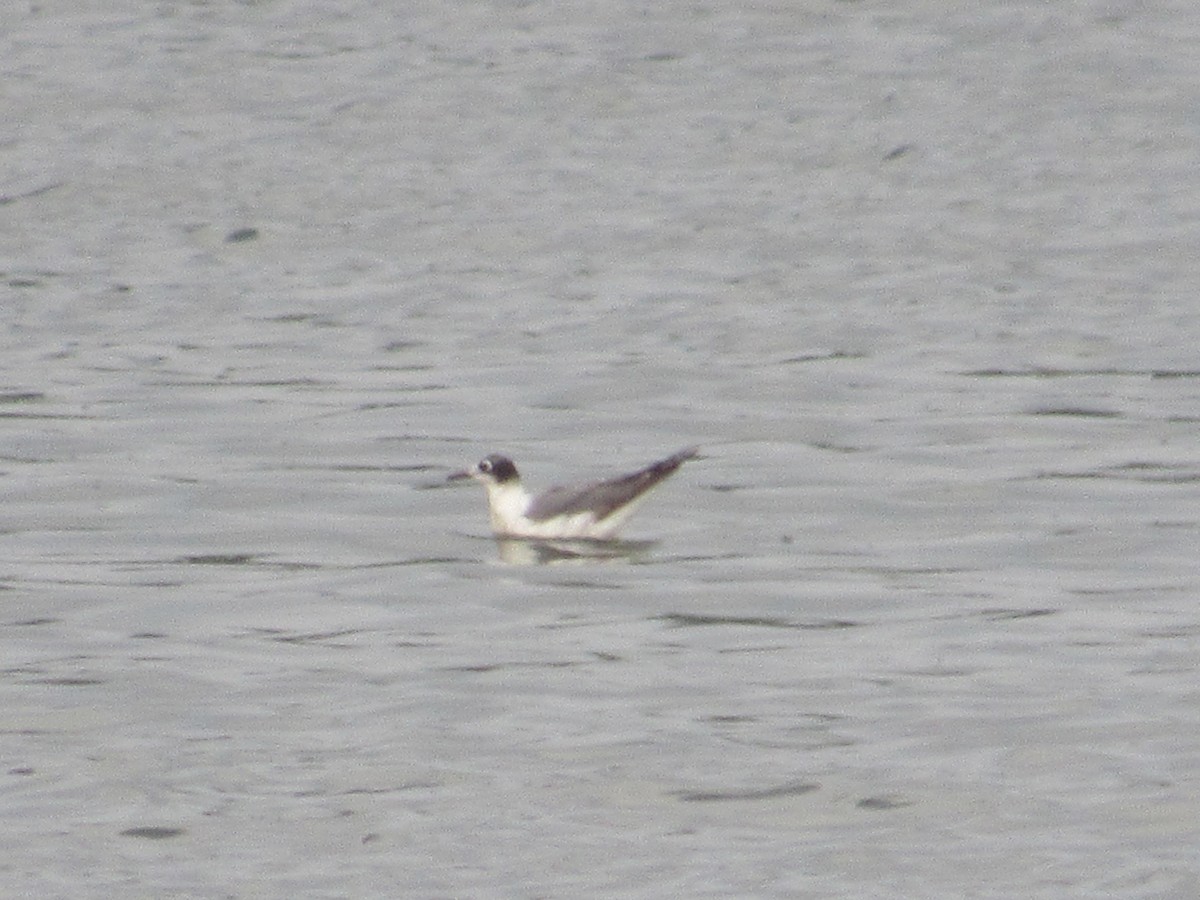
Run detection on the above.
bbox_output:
[494,537,658,565]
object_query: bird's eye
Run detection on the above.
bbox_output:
[478,459,492,472]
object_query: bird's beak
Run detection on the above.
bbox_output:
[447,468,474,483]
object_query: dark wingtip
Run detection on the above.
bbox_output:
[648,446,699,479]
[662,446,700,468]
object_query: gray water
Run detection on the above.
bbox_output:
[3,2,1199,898]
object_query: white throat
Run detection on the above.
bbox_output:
[483,480,534,536]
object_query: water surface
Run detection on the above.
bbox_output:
[3,2,1199,897]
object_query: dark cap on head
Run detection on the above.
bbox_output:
[477,454,519,483]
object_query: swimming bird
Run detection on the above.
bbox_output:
[448,446,699,540]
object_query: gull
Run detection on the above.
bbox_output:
[448,446,699,540]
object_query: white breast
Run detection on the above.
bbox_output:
[483,481,624,540]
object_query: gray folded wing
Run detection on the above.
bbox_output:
[526,447,698,522]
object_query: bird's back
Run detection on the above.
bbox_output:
[526,446,698,523]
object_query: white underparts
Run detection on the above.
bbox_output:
[482,480,644,540]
